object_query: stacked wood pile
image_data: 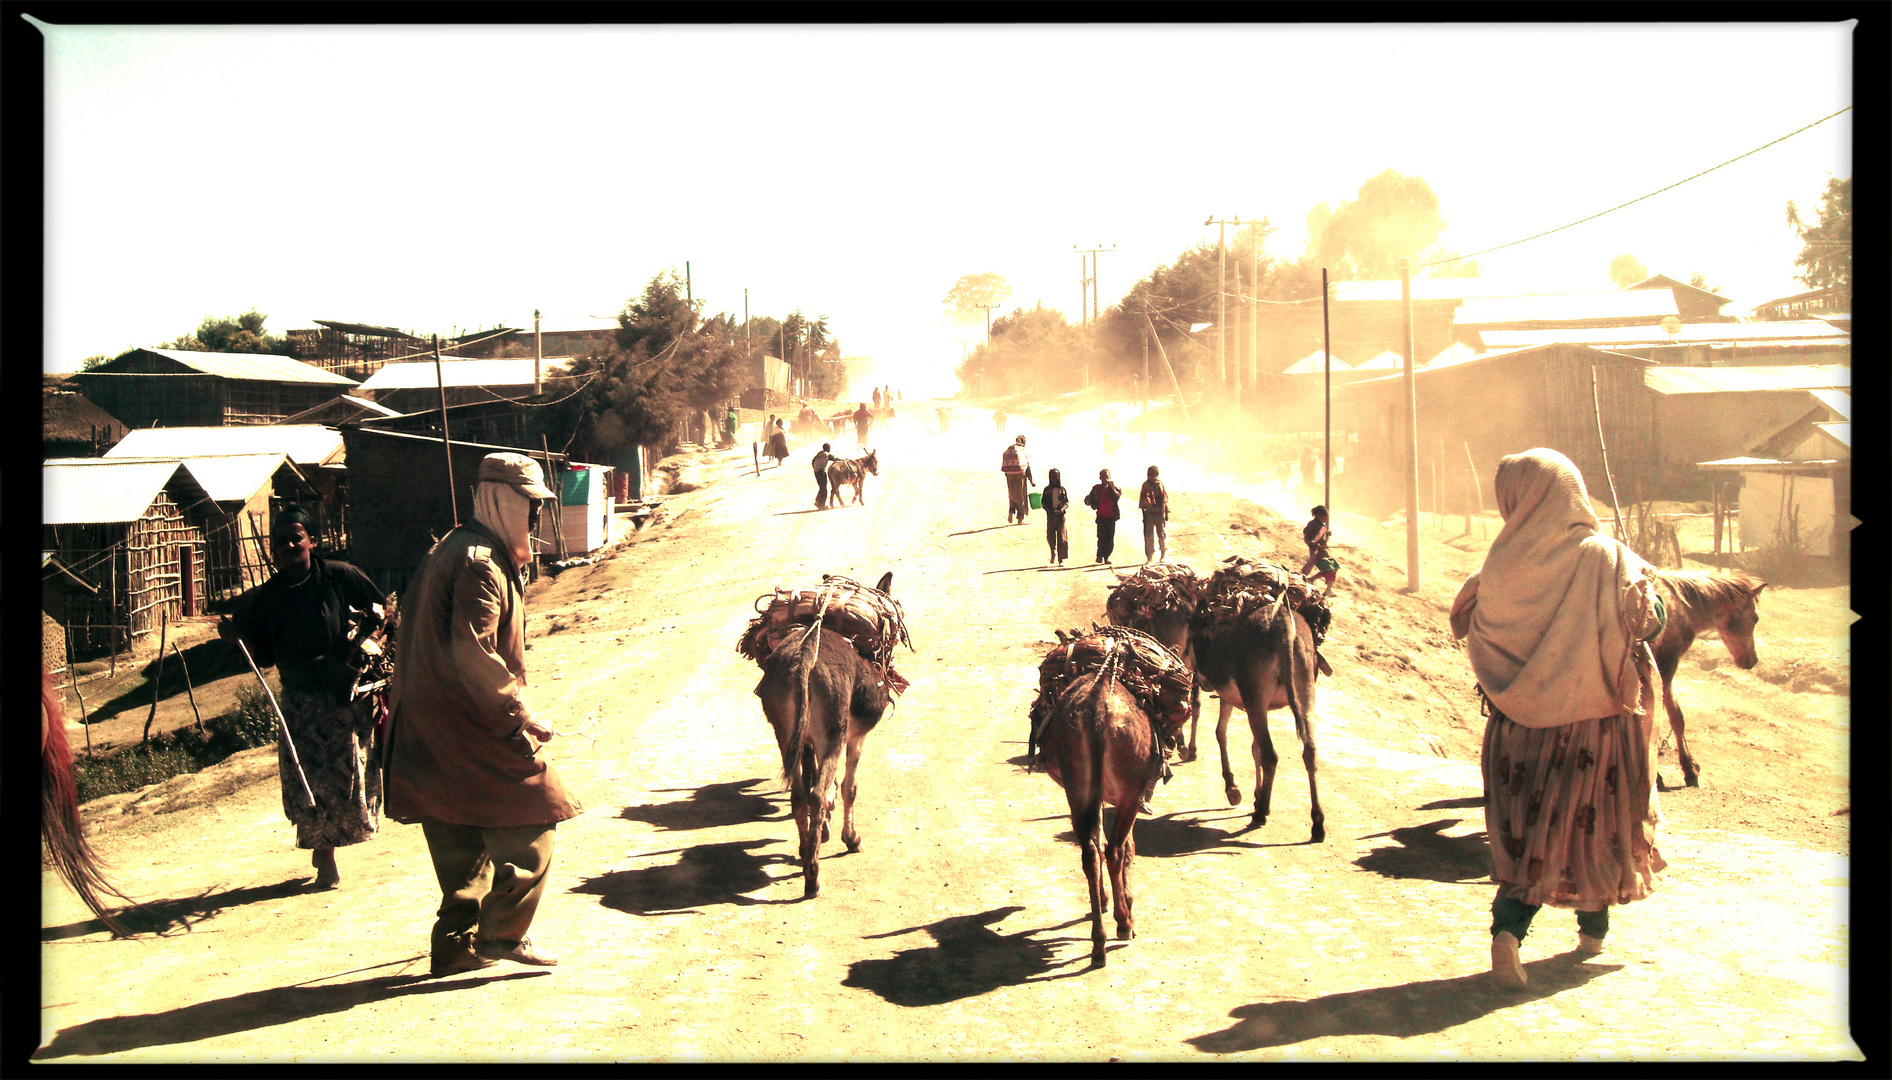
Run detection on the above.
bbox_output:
[1029,625,1193,763]
[1196,557,1332,652]
[1104,562,1202,628]
[736,575,913,693]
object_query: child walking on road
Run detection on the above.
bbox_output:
[1300,505,1338,597]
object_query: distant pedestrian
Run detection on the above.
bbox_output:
[1002,435,1034,523]
[1299,505,1339,597]
[812,442,833,509]
[767,418,789,466]
[994,409,1007,437]
[872,387,882,409]
[853,402,873,445]
[1042,467,1070,565]
[385,453,580,975]
[726,404,739,445]
[1138,465,1169,563]
[1300,445,1318,488]
[1449,448,1669,990]
[1083,468,1123,564]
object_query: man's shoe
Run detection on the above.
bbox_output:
[1490,931,1527,989]
[1576,933,1606,957]
[476,936,559,967]
[430,951,497,976]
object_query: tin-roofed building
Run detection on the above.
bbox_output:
[1623,274,1737,322]
[285,319,426,379]
[70,348,358,429]
[353,356,578,414]
[1644,365,1851,494]
[1699,396,1852,559]
[107,424,349,556]
[1480,319,1849,368]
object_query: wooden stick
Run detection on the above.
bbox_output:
[1463,442,1487,540]
[141,609,169,746]
[236,638,315,809]
[171,640,204,731]
[1589,367,1626,540]
[66,630,92,755]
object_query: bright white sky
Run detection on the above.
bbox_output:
[38,21,1853,396]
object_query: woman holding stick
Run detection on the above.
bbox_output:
[220,507,388,889]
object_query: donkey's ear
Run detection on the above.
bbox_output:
[1750,581,1767,597]
[875,571,894,594]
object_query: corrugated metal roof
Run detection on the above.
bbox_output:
[42,459,184,524]
[183,454,288,502]
[1815,422,1850,450]
[1642,365,1851,395]
[312,319,420,339]
[107,424,346,466]
[1482,319,1848,351]
[1808,388,1851,419]
[1351,350,1405,370]
[356,356,576,391]
[1329,279,1538,304]
[1625,274,1733,303]
[117,348,359,385]
[1455,290,1677,327]
[1281,350,1350,374]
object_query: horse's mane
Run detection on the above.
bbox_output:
[1655,568,1764,618]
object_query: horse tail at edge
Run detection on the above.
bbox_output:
[41,671,136,937]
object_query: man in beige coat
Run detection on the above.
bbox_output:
[385,452,583,975]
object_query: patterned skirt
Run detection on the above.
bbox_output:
[1482,704,1666,909]
[277,687,383,850]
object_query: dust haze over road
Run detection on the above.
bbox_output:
[36,399,1862,1064]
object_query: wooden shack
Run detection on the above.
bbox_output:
[42,459,212,656]
[353,356,576,415]
[339,426,566,593]
[43,388,128,457]
[1332,343,1657,509]
[41,553,100,681]
[70,348,358,429]
[1644,367,1850,495]
[1700,400,1852,558]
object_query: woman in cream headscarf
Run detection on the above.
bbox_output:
[1450,449,1667,990]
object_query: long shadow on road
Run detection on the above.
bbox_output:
[572,839,796,915]
[42,877,310,940]
[842,906,1093,1006]
[1352,819,1491,883]
[1187,958,1622,1053]
[33,968,549,1059]
[619,778,788,831]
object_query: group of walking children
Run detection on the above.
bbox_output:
[1001,436,1171,566]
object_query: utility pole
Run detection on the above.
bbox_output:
[1206,217,1242,390]
[533,309,542,395]
[1075,244,1114,391]
[1401,257,1421,591]
[685,261,692,305]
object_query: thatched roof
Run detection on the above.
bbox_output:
[43,389,127,444]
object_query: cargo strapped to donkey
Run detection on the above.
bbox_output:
[736,574,915,694]
[1028,625,1193,769]
[1198,556,1333,654]
[1105,562,1202,627]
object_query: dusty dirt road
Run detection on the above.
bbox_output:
[37,398,1863,1064]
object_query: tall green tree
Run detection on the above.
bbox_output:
[955,303,1082,397]
[1305,169,1448,280]
[162,309,292,354]
[942,273,1013,329]
[1608,254,1649,289]
[1786,175,1851,298]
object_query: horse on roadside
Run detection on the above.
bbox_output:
[1190,582,1326,842]
[826,449,879,506]
[41,668,138,936]
[1034,661,1161,967]
[1647,568,1768,787]
[755,572,897,899]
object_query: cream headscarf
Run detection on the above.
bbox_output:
[473,480,535,572]
[1450,448,1655,727]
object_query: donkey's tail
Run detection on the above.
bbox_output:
[41,675,137,936]
[1278,608,1313,746]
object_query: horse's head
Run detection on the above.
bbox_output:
[1718,573,1766,669]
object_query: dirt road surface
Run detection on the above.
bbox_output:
[37,399,1865,1064]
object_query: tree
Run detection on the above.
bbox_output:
[1786,175,1851,299]
[1306,169,1448,280]
[1686,272,1724,298]
[1608,254,1649,289]
[163,309,292,354]
[942,273,1012,328]
[80,354,114,370]
[954,302,1082,397]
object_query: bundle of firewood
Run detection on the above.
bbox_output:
[1197,557,1332,650]
[736,575,914,691]
[1030,626,1193,753]
[1104,562,1202,626]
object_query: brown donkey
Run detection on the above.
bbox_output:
[1648,568,1767,787]
[825,449,879,506]
[755,571,896,898]
[1035,663,1162,967]
[1106,565,1204,761]
[1190,585,1325,842]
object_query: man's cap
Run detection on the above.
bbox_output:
[478,452,556,499]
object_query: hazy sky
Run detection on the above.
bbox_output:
[37,21,1853,393]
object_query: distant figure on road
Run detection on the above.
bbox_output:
[1138,465,1169,563]
[1300,445,1318,488]
[798,403,822,434]
[1299,505,1339,597]
[767,417,790,466]
[1083,468,1123,564]
[812,442,833,509]
[385,453,581,976]
[993,409,1007,437]
[1449,448,1669,992]
[1042,467,1070,565]
[726,405,740,446]
[936,404,953,435]
[1002,435,1034,524]
[872,387,882,409]
[853,402,873,445]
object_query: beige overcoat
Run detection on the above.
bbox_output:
[384,522,581,828]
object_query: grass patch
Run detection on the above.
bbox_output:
[74,685,279,805]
